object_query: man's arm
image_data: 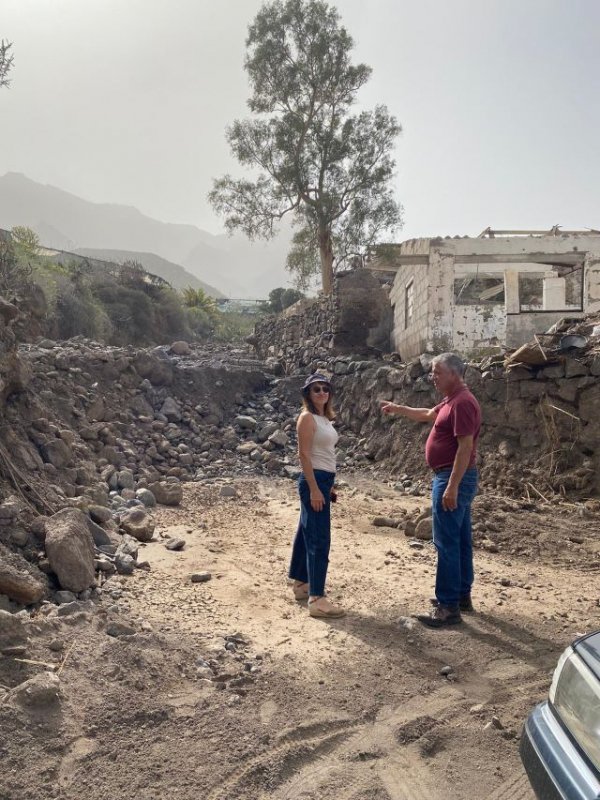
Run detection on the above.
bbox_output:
[380,400,436,424]
[442,435,473,511]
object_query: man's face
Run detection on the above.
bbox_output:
[432,362,457,395]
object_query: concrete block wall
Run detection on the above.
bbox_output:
[390,263,430,358]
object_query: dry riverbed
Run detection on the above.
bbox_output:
[2,476,598,800]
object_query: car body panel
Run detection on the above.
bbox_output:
[521,701,600,800]
[574,632,600,682]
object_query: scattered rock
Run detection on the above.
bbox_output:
[106,621,136,638]
[220,486,239,498]
[165,538,185,551]
[120,508,155,542]
[0,543,46,604]
[9,672,61,707]
[191,572,212,583]
[414,518,433,541]
[0,609,28,655]
[54,591,77,605]
[372,517,399,528]
[149,480,183,506]
[439,665,453,676]
[44,509,96,593]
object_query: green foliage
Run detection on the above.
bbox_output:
[213,310,256,342]
[0,238,34,296]
[0,40,14,89]
[0,230,243,346]
[209,0,402,293]
[11,226,41,263]
[263,286,305,313]
[181,286,218,316]
[54,277,112,340]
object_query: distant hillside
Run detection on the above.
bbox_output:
[0,172,296,298]
[73,248,225,298]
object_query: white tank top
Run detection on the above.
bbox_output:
[309,413,338,473]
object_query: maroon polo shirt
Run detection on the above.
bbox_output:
[425,385,481,471]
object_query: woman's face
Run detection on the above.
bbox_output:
[309,382,330,410]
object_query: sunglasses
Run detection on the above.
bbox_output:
[310,385,330,394]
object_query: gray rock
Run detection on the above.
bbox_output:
[135,488,157,508]
[220,485,238,498]
[86,518,115,548]
[414,518,433,541]
[165,538,185,551]
[0,609,28,655]
[235,416,257,430]
[120,507,155,542]
[117,534,139,560]
[236,442,258,455]
[88,505,112,524]
[0,544,46,605]
[56,600,91,617]
[10,672,60,707]
[148,480,183,506]
[40,438,72,469]
[268,429,289,448]
[54,590,77,605]
[372,517,399,528]
[257,422,279,442]
[116,469,135,490]
[106,621,136,638]
[160,397,182,422]
[191,572,212,583]
[115,553,136,575]
[45,509,96,593]
[439,665,454,676]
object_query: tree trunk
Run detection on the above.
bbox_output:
[317,226,334,295]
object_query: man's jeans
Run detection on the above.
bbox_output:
[288,470,335,597]
[432,468,478,609]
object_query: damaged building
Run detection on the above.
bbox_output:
[372,229,600,359]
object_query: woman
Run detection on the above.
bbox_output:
[288,373,345,619]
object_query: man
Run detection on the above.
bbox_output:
[380,353,481,629]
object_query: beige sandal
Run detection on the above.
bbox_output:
[292,581,309,600]
[308,598,346,618]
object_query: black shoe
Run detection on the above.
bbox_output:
[430,595,474,613]
[417,605,462,628]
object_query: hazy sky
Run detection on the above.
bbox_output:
[1,0,600,239]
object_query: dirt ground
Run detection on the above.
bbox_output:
[2,476,598,800]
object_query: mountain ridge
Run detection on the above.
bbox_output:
[0,172,294,297]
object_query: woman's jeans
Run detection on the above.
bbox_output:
[432,468,479,609]
[288,470,335,597]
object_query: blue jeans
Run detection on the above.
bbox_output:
[432,468,478,609]
[288,470,335,597]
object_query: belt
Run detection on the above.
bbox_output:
[432,466,452,474]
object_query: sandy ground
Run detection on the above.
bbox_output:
[2,475,598,800]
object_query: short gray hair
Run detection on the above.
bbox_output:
[431,353,466,376]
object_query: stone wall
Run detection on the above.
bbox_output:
[252,270,391,374]
[297,349,600,498]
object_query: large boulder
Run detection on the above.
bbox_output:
[40,438,72,469]
[148,480,183,506]
[0,543,46,604]
[45,509,96,592]
[120,508,155,542]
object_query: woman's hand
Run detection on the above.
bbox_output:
[310,488,325,512]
